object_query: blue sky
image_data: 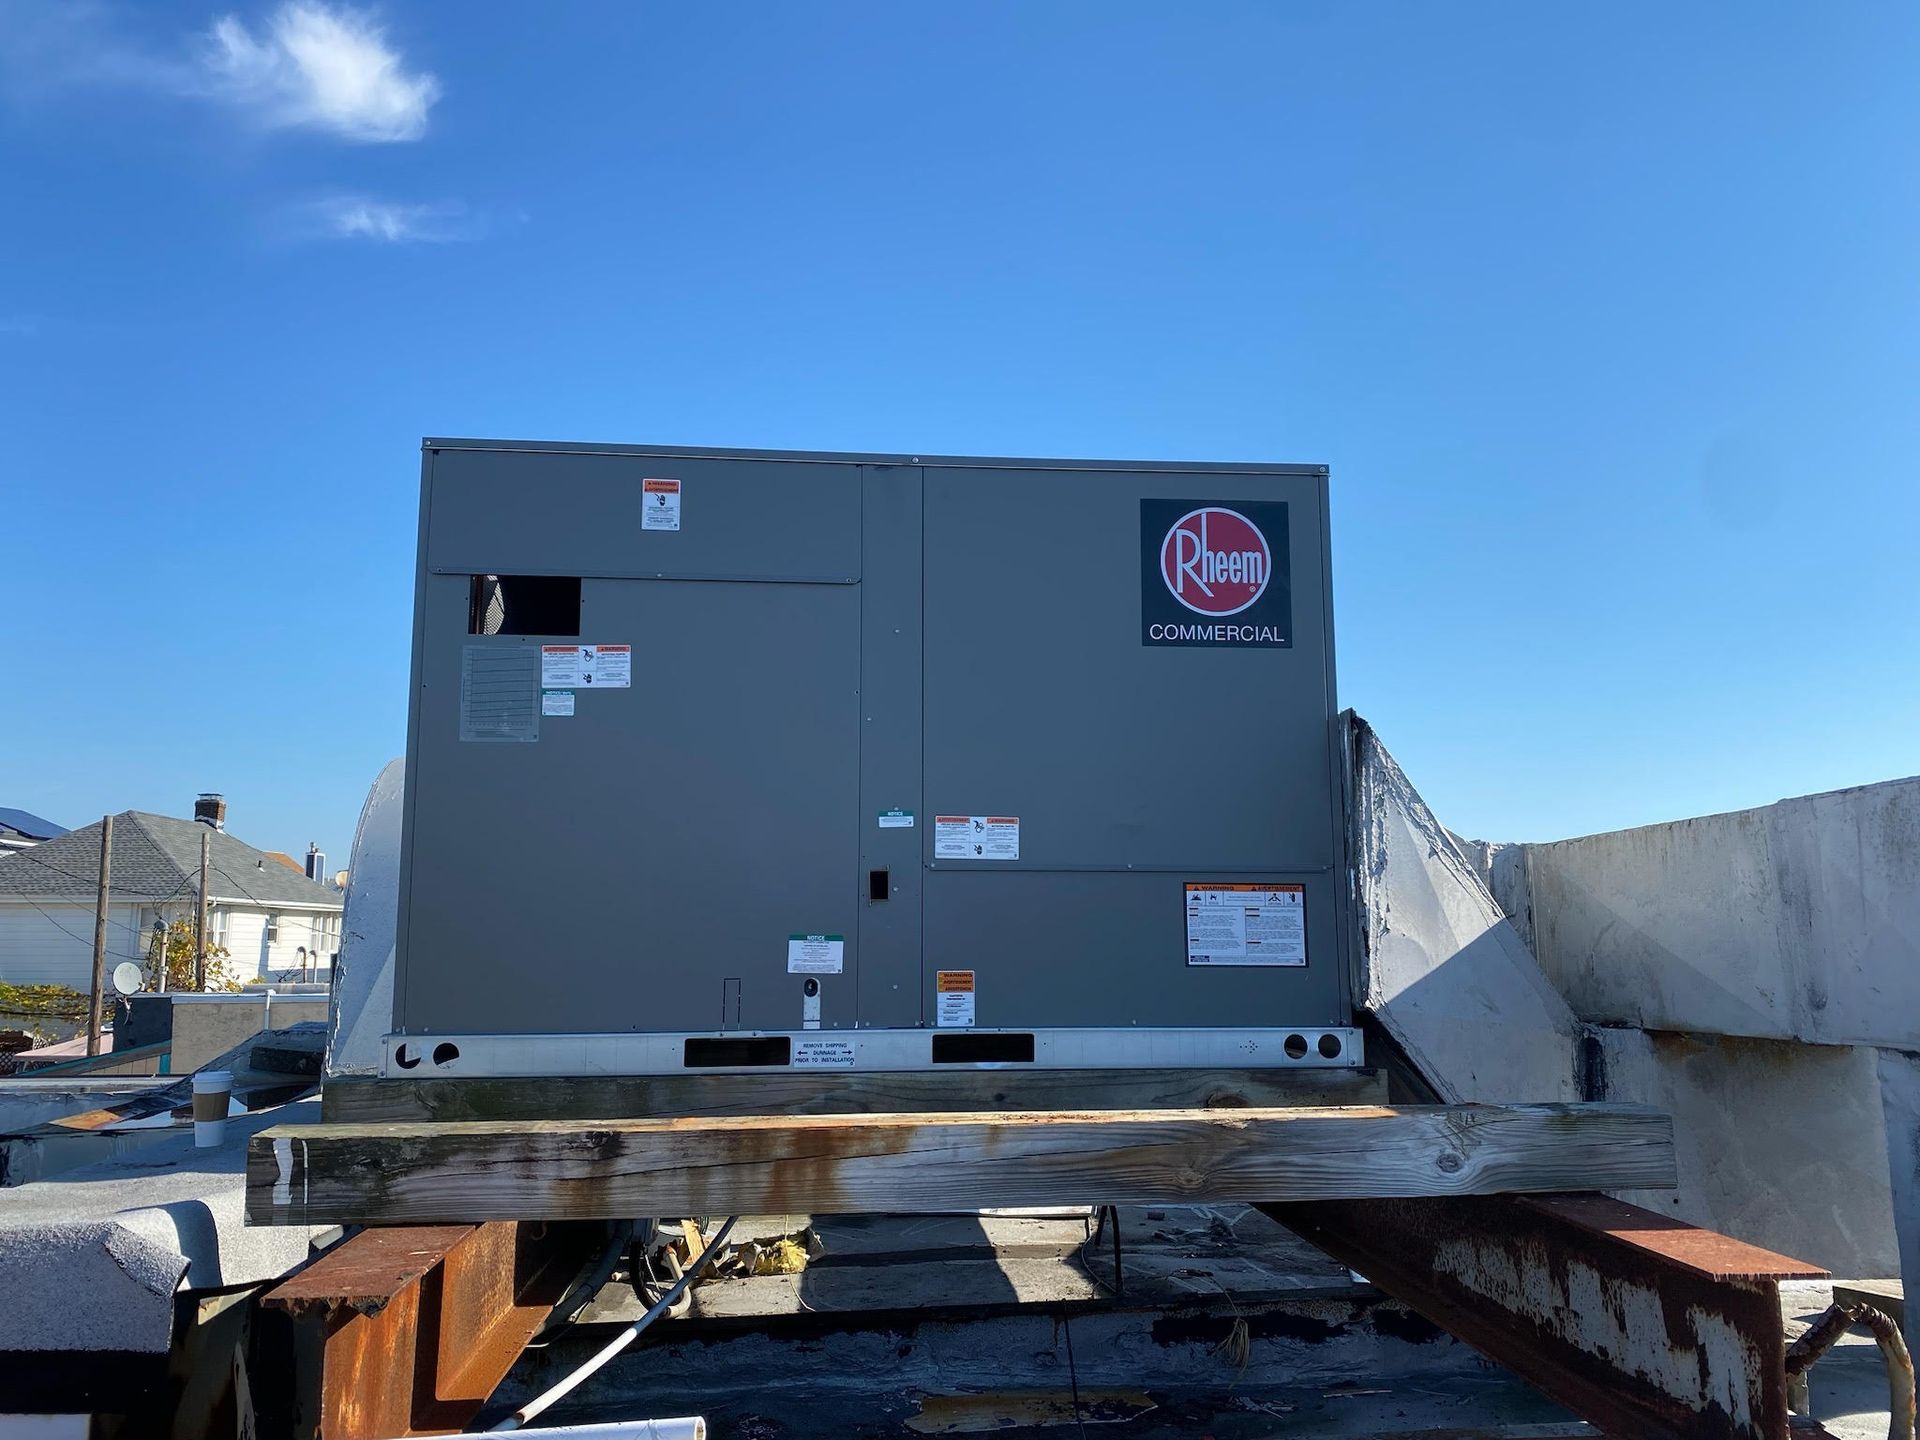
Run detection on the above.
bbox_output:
[2,1,1915,862]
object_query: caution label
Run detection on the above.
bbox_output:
[936,969,976,1027]
[1185,884,1307,966]
[642,477,681,531]
[933,815,1019,861]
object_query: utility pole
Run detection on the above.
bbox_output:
[195,828,211,992]
[87,815,113,1056]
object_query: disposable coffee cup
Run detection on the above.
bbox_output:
[192,1070,232,1147]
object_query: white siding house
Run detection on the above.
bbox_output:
[0,901,149,992]
[0,811,345,991]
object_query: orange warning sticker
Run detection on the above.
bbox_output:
[936,969,975,1028]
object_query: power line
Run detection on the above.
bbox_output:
[17,898,146,967]
[3,846,200,936]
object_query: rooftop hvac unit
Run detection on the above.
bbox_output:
[388,441,1358,1078]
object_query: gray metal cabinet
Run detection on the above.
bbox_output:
[394,442,1351,1056]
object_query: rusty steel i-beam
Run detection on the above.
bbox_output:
[259,1220,600,1440]
[1264,1191,1831,1440]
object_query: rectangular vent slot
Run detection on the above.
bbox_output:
[932,1033,1035,1064]
[683,1036,793,1069]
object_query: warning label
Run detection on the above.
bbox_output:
[1185,884,1307,967]
[792,1037,855,1068]
[936,970,976,1028]
[541,689,574,717]
[642,478,681,531]
[933,816,1019,861]
[787,934,844,974]
[541,645,632,689]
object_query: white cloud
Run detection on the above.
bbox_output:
[304,195,478,243]
[200,3,438,142]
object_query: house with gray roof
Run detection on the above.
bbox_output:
[0,806,343,992]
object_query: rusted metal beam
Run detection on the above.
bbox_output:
[1262,1192,1829,1440]
[260,1220,600,1439]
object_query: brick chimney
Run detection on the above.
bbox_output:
[194,793,227,831]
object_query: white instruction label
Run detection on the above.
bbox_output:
[543,645,631,689]
[878,808,914,829]
[642,477,681,530]
[787,933,844,974]
[541,689,574,716]
[936,970,976,1027]
[1185,884,1307,967]
[933,815,1019,860]
[792,1037,856,1068]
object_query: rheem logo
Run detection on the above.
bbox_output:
[1159,507,1272,617]
[1141,497,1292,648]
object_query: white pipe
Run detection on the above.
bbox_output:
[472,1422,704,1440]
[491,1217,738,1432]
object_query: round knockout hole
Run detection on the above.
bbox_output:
[1318,1033,1343,1059]
[1283,1033,1309,1060]
[394,1043,421,1070]
[432,1042,461,1066]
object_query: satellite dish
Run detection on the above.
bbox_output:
[111,961,144,996]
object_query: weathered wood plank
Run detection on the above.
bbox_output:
[248,1103,1674,1226]
[318,1066,1388,1123]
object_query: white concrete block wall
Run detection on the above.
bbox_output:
[1596,1027,1898,1277]
[1517,776,1920,1048]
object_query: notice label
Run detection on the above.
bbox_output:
[1185,883,1307,967]
[792,1037,856,1068]
[877,808,914,829]
[642,477,682,531]
[933,815,1019,860]
[541,689,574,717]
[936,969,976,1027]
[541,645,632,689]
[787,934,845,974]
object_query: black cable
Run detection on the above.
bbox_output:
[3,850,188,938]
[16,899,147,965]
[1061,1313,1090,1440]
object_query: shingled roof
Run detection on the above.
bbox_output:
[0,812,342,909]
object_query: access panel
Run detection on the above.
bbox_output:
[919,464,1347,1029]
[397,449,866,1036]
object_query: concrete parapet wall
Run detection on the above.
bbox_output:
[1511,777,1920,1048]
[1593,1027,1899,1277]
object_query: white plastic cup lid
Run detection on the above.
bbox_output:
[192,1070,233,1092]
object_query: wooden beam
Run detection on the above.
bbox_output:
[319,1065,1389,1123]
[248,1102,1674,1226]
